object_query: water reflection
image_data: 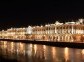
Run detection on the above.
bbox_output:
[64,47,69,62]
[0,41,84,62]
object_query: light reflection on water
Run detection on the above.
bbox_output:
[0,41,84,62]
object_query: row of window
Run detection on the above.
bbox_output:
[32,29,84,34]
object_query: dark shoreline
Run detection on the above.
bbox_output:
[0,39,84,49]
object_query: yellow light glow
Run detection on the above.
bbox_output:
[82,49,84,54]
[64,47,69,61]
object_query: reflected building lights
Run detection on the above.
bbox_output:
[52,47,56,59]
[3,41,7,49]
[43,45,46,50]
[27,44,33,57]
[0,41,84,62]
[19,43,25,54]
[10,42,14,53]
[29,44,33,48]
[81,49,84,54]
[34,44,37,54]
[64,47,69,62]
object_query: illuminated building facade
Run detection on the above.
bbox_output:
[26,19,84,42]
[0,28,26,39]
[0,19,84,42]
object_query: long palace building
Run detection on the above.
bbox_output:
[0,19,84,42]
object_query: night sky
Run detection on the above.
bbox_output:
[0,1,84,30]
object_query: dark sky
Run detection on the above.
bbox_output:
[0,1,84,30]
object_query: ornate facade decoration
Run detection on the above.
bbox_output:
[0,19,84,42]
[26,19,84,42]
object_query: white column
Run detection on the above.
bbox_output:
[72,25,74,34]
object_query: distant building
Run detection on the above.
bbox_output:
[26,19,84,42]
[0,18,84,42]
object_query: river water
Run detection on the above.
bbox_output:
[0,41,84,62]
